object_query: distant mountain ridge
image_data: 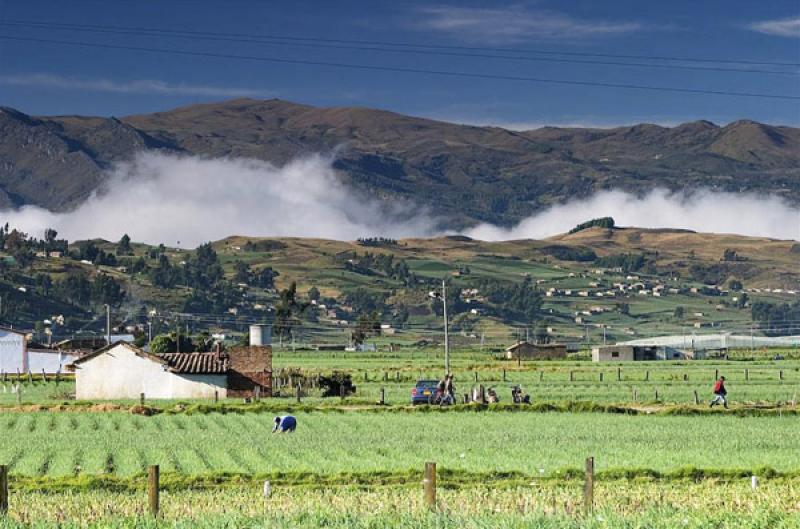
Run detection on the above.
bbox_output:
[1,98,798,228]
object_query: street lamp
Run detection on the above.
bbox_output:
[428,279,450,375]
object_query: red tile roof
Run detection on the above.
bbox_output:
[160,352,228,374]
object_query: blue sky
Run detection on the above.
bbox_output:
[0,0,798,127]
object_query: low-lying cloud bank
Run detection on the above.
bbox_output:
[1,153,798,246]
[466,189,800,241]
[2,153,438,247]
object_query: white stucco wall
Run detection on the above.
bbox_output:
[0,330,26,373]
[74,344,227,400]
[27,350,80,374]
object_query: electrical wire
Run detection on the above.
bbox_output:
[1,35,798,100]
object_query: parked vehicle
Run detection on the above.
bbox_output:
[411,380,441,405]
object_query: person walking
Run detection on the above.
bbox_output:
[709,376,728,409]
[272,415,297,433]
[443,374,456,405]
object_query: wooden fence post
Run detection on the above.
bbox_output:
[583,456,594,515]
[140,393,145,406]
[632,387,637,402]
[503,369,506,381]
[474,372,478,383]
[645,370,649,382]
[41,369,46,382]
[569,371,574,382]
[340,385,345,401]
[364,371,368,382]
[617,367,621,381]
[693,390,700,405]
[599,372,604,382]
[517,354,521,367]
[683,373,688,382]
[0,464,8,514]
[745,369,749,381]
[714,368,719,380]
[254,386,261,402]
[148,465,159,517]
[654,389,659,401]
[214,390,219,403]
[779,370,784,381]
[296,384,302,403]
[380,387,385,405]
[423,462,436,510]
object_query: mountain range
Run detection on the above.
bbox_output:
[1,98,798,228]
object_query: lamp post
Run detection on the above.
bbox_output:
[429,279,450,375]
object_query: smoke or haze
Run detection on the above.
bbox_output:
[466,189,800,241]
[1,153,798,245]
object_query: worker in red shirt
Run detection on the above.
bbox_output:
[709,376,728,409]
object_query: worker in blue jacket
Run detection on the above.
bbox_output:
[272,415,297,433]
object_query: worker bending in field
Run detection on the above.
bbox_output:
[709,376,728,409]
[272,415,297,433]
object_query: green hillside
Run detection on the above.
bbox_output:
[1,223,798,347]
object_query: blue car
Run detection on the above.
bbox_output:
[411,380,441,405]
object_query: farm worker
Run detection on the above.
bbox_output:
[709,376,728,409]
[272,415,297,433]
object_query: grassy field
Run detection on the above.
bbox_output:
[0,411,797,479]
[1,481,798,528]
[2,348,798,407]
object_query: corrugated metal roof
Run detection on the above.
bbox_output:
[160,352,228,374]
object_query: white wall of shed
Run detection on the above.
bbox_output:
[0,331,26,373]
[74,344,227,400]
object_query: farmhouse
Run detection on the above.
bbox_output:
[69,327,272,400]
[505,341,567,360]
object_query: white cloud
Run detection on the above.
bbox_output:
[2,155,797,246]
[0,73,272,98]
[2,153,438,247]
[414,5,642,43]
[465,189,800,241]
[750,16,800,38]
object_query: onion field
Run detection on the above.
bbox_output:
[0,411,797,479]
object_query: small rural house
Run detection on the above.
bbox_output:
[69,326,272,400]
[591,345,688,362]
[505,341,567,360]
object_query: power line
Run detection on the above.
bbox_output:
[2,18,797,68]
[0,20,796,76]
[1,35,798,101]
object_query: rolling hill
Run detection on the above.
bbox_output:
[1,99,798,229]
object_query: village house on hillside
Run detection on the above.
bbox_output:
[505,341,567,360]
[69,326,272,400]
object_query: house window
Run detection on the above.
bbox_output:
[611,351,619,358]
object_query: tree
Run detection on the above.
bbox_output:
[722,248,739,262]
[116,234,133,256]
[617,303,630,315]
[352,311,381,345]
[307,286,320,302]
[233,260,251,284]
[728,279,743,291]
[673,306,685,319]
[149,333,194,354]
[253,266,279,289]
[273,282,310,342]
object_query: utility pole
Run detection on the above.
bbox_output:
[442,279,449,376]
[602,325,607,346]
[176,316,180,354]
[147,321,153,345]
[105,304,111,345]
